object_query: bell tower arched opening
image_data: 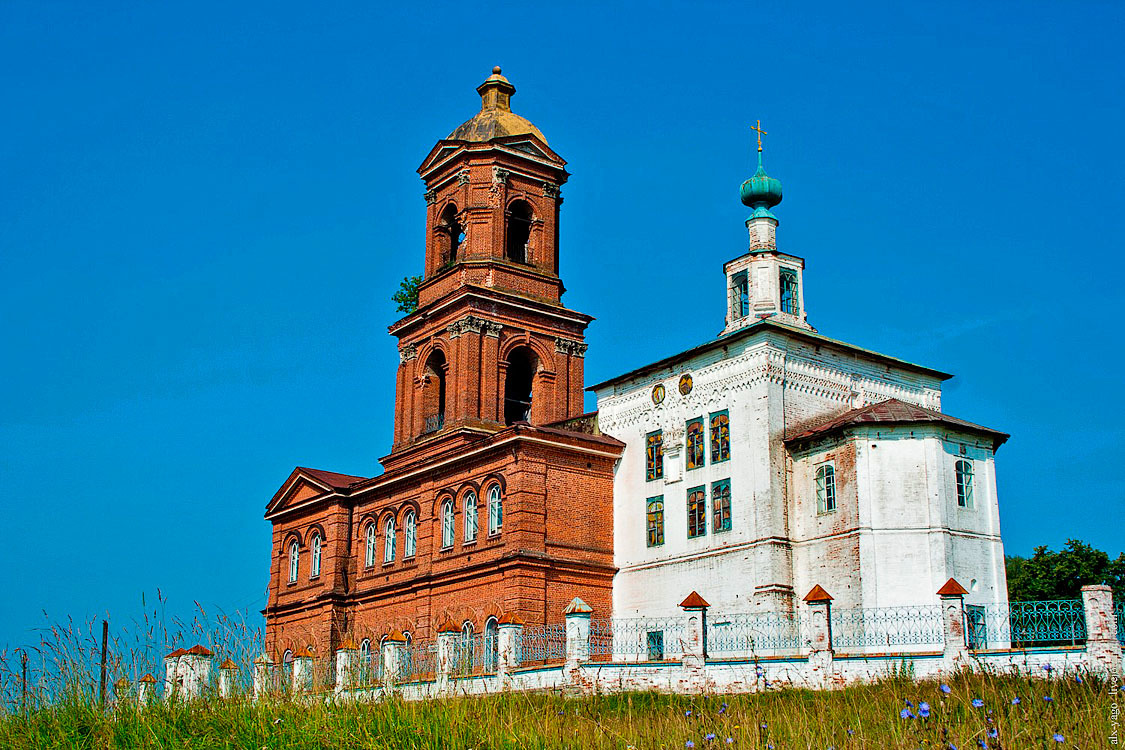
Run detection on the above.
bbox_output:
[504,346,538,425]
[505,200,532,264]
[422,350,447,433]
[439,204,464,266]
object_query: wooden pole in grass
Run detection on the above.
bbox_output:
[20,650,27,715]
[98,619,108,709]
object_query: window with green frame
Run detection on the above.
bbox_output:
[686,419,705,470]
[687,486,706,538]
[779,268,799,315]
[645,431,664,481]
[646,496,664,547]
[815,463,836,514]
[711,479,732,532]
[709,411,730,463]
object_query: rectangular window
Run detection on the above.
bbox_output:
[646,496,665,547]
[687,486,707,538]
[955,459,974,509]
[733,271,749,319]
[686,418,705,470]
[709,410,730,463]
[711,479,732,532]
[645,431,664,481]
[646,631,664,661]
[779,268,799,315]
[815,463,836,514]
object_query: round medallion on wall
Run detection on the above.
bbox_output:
[678,373,693,396]
[651,383,666,405]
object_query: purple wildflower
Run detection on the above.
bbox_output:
[988,728,998,738]
[971,698,984,708]
[1053,733,1064,743]
[919,701,931,718]
[705,734,716,742]
[1076,675,1083,683]
[977,741,986,749]
[847,729,855,736]
[718,702,727,714]
[940,684,952,694]
[1042,663,1052,672]
[900,708,915,719]
[905,699,914,707]
[1011,697,1021,705]
[1043,696,1053,703]
[686,742,695,749]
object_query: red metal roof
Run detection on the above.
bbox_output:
[679,591,710,609]
[937,577,969,596]
[296,467,368,490]
[785,398,1009,450]
[803,584,834,602]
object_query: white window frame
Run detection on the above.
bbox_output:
[815,463,836,514]
[464,491,478,543]
[310,532,322,578]
[403,510,417,558]
[441,500,455,549]
[383,516,396,563]
[288,540,299,583]
[955,459,974,509]
[487,485,503,536]
[365,523,377,568]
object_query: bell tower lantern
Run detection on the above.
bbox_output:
[387,68,591,459]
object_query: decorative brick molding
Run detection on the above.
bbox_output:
[554,337,588,357]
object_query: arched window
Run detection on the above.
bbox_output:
[710,411,730,463]
[686,419,705,470]
[439,203,464,265]
[484,616,499,672]
[955,459,974,508]
[779,268,799,315]
[383,516,396,563]
[365,523,377,568]
[505,200,532,263]
[282,649,294,689]
[487,484,503,535]
[464,491,478,543]
[816,464,836,514]
[287,540,299,583]
[422,350,447,434]
[687,487,707,538]
[359,639,371,682]
[645,431,664,481]
[441,500,455,548]
[403,510,417,558]
[310,532,322,578]
[646,496,665,547]
[504,347,537,425]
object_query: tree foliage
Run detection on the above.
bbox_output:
[392,274,422,314]
[1006,539,1125,600]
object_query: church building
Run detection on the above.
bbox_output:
[262,69,1011,659]
[592,135,1010,619]
[263,67,623,657]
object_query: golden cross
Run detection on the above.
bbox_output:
[750,119,767,152]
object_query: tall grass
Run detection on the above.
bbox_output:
[0,598,1113,747]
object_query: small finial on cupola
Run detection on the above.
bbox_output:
[740,120,783,249]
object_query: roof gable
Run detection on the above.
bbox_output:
[785,398,1009,450]
[265,466,368,516]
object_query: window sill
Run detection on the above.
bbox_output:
[816,510,837,517]
[462,540,478,548]
[713,527,733,534]
[309,575,320,582]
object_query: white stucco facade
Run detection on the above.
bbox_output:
[592,190,1009,622]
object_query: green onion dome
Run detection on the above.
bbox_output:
[740,152,782,216]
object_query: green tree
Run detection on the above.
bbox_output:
[1005,538,1125,600]
[392,274,422,314]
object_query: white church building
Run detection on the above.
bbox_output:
[592,146,1010,620]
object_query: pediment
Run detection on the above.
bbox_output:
[265,466,366,516]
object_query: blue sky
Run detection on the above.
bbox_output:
[1,1,1122,649]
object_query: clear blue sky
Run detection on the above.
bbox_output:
[2,1,1123,649]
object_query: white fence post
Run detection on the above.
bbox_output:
[1081,584,1123,676]
[252,653,272,701]
[679,591,709,667]
[163,648,184,702]
[436,619,459,694]
[803,585,834,686]
[137,673,156,706]
[564,598,593,667]
[291,647,313,694]
[938,578,970,670]
[497,614,524,679]
[383,631,406,688]
[335,639,358,696]
[218,658,238,699]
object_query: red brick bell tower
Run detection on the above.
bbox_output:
[386,66,589,464]
[263,68,622,659]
